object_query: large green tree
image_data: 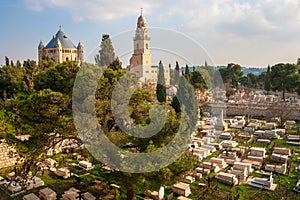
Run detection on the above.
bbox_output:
[190,70,207,92]
[270,63,299,99]
[34,61,80,95]
[219,63,243,87]
[95,34,116,66]
[0,64,25,99]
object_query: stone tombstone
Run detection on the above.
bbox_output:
[159,186,164,200]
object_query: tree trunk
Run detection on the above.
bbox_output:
[126,185,136,200]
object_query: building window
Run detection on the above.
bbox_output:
[145,71,149,73]
[146,43,148,49]
[137,43,139,49]
[66,57,69,61]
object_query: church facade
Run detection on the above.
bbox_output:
[38,27,84,64]
[128,12,170,85]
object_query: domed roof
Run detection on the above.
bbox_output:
[137,15,146,28]
[45,27,76,49]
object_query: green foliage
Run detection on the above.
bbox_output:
[264,65,271,91]
[0,109,16,139]
[22,59,39,93]
[170,61,181,85]
[184,64,190,80]
[95,67,125,132]
[15,89,71,135]
[156,61,166,103]
[170,96,181,113]
[0,64,25,99]
[34,61,80,95]
[129,89,152,125]
[219,63,243,87]
[240,73,259,88]
[95,34,116,66]
[5,56,9,66]
[109,57,122,71]
[190,70,208,92]
[270,63,299,99]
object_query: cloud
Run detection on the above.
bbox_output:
[23,0,160,21]
[22,0,300,65]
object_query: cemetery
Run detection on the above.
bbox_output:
[0,111,299,200]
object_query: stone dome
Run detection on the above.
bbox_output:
[137,15,146,28]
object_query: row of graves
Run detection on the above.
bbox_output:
[213,146,278,191]
[142,114,298,199]
[142,118,224,200]
[21,157,95,199]
[22,186,96,200]
[38,157,94,179]
[0,172,45,195]
[0,155,95,198]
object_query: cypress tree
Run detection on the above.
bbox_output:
[184,64,190,80]
[264,65,271,92]
[175,61,180,73]
[5,56,9,66]
[156,60,166,103]
[171,96,181,113]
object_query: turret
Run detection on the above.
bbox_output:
[55,38,62,63]
[77,41,84,63]
[38,40,44,65]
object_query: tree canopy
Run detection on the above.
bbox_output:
[95,34,116,66]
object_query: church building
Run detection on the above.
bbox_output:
[128,10,170,85]
[38,27,84,64]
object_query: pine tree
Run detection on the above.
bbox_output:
[95,34,116,66]
[156,60,166,103]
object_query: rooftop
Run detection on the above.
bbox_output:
[45,27,76,49]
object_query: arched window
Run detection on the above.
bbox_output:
[146,43,148,49]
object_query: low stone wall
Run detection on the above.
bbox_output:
[200,103,300,120]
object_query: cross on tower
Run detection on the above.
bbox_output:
[141,8,143,15]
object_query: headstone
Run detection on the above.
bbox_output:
[159,186,164,200]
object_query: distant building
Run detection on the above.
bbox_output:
[128,10,170,85]
[38,27,84,64]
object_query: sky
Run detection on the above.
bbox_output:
[1,0,300,67]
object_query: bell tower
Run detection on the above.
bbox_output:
[129,9,152,82]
